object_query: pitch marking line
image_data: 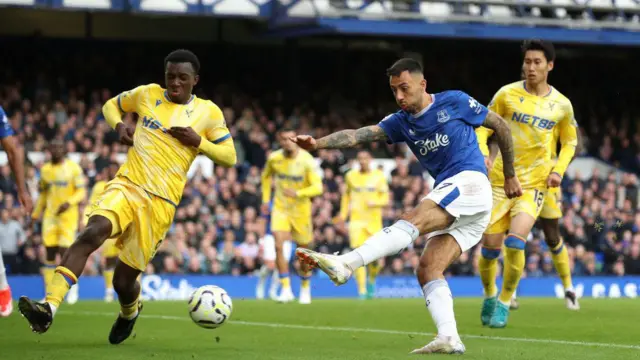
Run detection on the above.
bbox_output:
[63,311,640,351]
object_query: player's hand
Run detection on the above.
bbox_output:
[484,157,493,172]
[260,203,270,216]
[290,135,317,151]
[282,188,298,198]
[168,126,202,148]
[56,202,70,215]
[116,122,135,146]
[18,189,33,214]
[547,172,562,188]
[504,176,523,199]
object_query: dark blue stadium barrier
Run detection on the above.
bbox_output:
[8,275,640,300]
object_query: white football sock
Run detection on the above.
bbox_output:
[339,220,419,269]
[0,253,7,290]
[49,303,58,317]
[269,269,280,294]
[423,279,459,338]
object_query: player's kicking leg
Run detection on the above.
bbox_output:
[18,216,113,333]
[540,217,579,310]
[0,246,12,317]
[58,246,79,305]
[297,172,492,354]
[108,260,143,344]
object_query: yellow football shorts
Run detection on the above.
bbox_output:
[270,208,312,246]
[539,186,562,220]
[42,214,78,248]
[349,222,383,248]
[84,204,120,258]
[87,176,176,271]
[485,185,546,235]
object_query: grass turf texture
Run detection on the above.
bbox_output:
[2,298,639,359]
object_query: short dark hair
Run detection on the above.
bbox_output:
[164,49,200,74]
[386,58,423,77]
[521,39,555,62]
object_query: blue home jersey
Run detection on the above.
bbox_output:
[0,106,15,139]
[378,90,488,187]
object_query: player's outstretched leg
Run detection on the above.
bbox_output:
[297,199,450,286]
[108,260,143,345]
[0,248,13,317]
[18,216,112,334]
[59,247,79,305]
[411,234,465,355]
[478,234,502,326]
[541,218,579,310]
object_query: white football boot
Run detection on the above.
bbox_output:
[299,285,311,305]
[565,290,580,310]
[411,335,466,355]
[295,248,352,286]
[276,287,295,303]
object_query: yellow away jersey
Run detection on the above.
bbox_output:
[33,159,86,219]
[477,81,578,189]
[261,149,322,215]
[115,84,231,205]
[340,169,389,226]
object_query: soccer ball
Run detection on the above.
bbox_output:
[188,285,233,329]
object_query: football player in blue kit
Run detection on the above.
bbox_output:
[292,58,522,354]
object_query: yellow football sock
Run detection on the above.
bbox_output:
[550,239,573,290]
[41,262,56,295]
[499,234,526,304]
[367,262,380,283]
[354,267,366,295]
[479,246,500,298]
[104,269,115,291]
[120,297,139,320]
[45,266,77,309]
[301,275,311,290]
[279,274,291,289]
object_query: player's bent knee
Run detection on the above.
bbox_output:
[78,216,113,248]
[481,246,501,260]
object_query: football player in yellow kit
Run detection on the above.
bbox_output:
[31,140,86,305]
[261,128,322,304]
[18,49,236,344]
[476,40,578,328]
[338,150,388,299]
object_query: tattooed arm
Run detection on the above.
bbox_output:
[482,111,515,178]
[294,125,389,151]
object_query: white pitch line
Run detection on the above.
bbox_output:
[62,310,640,351]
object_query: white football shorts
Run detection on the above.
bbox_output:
[260,234,294,262]
[423,170,493,252]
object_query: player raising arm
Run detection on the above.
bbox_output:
[17,49,236,344]
[475,39,578,328]
[0,105,32,317]
[293,58,520,355]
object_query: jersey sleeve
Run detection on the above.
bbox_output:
[377,112,404,144]
[204,102,231,144]
[116,85,149,114]
[454,91,488,127]
[553,102,579,177]
[0,106,15,139]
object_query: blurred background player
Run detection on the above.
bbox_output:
[255,200,294,300]
[83,163,120,302]
[261,128,322,304]
[0,105,32,317]
[17,49,236,343]
[338,150,389,299]
[31,139,86,305]
[476,39,578,328]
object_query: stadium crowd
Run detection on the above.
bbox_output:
[1,40,639,279]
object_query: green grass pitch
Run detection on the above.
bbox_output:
[2,298,639,359]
